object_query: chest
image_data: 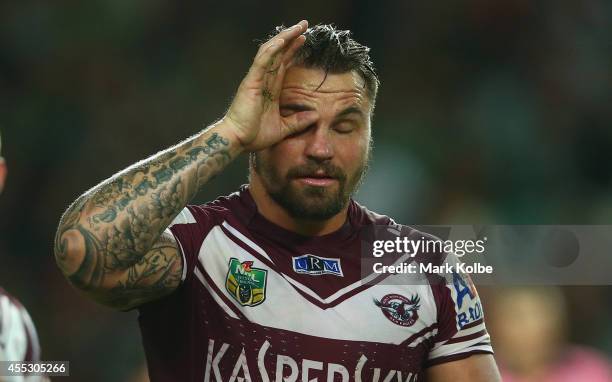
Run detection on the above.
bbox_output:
[186,225,438,380]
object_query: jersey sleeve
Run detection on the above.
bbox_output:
[0,291,41,363]
[164,205,220,283]
[427,253,493,367]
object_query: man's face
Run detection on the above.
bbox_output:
[253,66,372,221]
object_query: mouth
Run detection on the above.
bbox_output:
[293,172,338,187]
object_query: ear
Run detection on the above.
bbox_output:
[0,157,7,194]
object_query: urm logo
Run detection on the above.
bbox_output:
[292,255,343,277]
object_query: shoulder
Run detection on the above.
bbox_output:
[348,199,394,228]
[352,200,447,267]
[349,200,435,242]
[0,287,29,323]
[170,188,253,229]
[0,287,41,362]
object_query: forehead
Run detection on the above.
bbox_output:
[280,66,370,110]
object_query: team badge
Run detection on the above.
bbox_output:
[225,258,267,306]
[292,254,343,276]
[374,294,420,327]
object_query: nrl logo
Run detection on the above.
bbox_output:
[225,258,268,307]
[374,294,420,327]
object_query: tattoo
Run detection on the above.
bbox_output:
[261,57,280,111]
[262,88,274,103]
[90,133,230,226]
[265,66,279,75]
[54,130,232,309]
[106,234,182,309]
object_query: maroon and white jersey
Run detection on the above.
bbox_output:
[0,287,41,381]
[138,187,493,381]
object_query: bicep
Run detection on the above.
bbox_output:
[95,231,184,310]
[426,354,501,382]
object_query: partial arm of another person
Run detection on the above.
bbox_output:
[53,20,318,310]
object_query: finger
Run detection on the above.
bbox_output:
[282,110,318,136]
[282,34,306,66]
[254,36,284,62]
[275,20,308,47]
[246,21,308,88]
[253,37,285,69]
[269,61,288,96]
[254,35,298,94]
[271,35,306,94]
[254,20,307,62]
[244,39,285,85]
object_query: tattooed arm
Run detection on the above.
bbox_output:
[54,20,317,310]
[54,128,240,310]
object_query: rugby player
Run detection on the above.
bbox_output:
[55,21,501,381]
[0,134,43,381]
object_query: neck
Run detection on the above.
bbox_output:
[249,175,349,237]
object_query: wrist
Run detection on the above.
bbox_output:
[201,117,247,157]
[218,114,252,152]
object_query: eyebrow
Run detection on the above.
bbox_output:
[279,103,313,112]
[336,105,365,119]
[279,104,365,119]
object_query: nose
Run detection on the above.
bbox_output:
[303,124,333,162]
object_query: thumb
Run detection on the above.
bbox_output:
[281,111,318,137]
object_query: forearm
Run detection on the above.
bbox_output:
[54,119,242,291]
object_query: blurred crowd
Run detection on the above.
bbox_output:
[0,1,610,380]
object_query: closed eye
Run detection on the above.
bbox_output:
[334,120,357,133]
[280,108,295,118]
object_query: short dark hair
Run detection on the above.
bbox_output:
[270,24,380,104]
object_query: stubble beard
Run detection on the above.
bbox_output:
[253,152,369,221]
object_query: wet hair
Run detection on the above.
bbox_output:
[269,23,380,103]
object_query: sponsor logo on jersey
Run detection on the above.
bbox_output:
[204,338,419,382]
[225,258,267,306]
[374,294,420,327]
[451,271,482,328]
[292,254,343,277]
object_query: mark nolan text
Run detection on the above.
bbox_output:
[373,262,493,274]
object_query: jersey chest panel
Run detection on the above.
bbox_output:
[186,225,437,381]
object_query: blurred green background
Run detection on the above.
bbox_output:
[0,1,610,380]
